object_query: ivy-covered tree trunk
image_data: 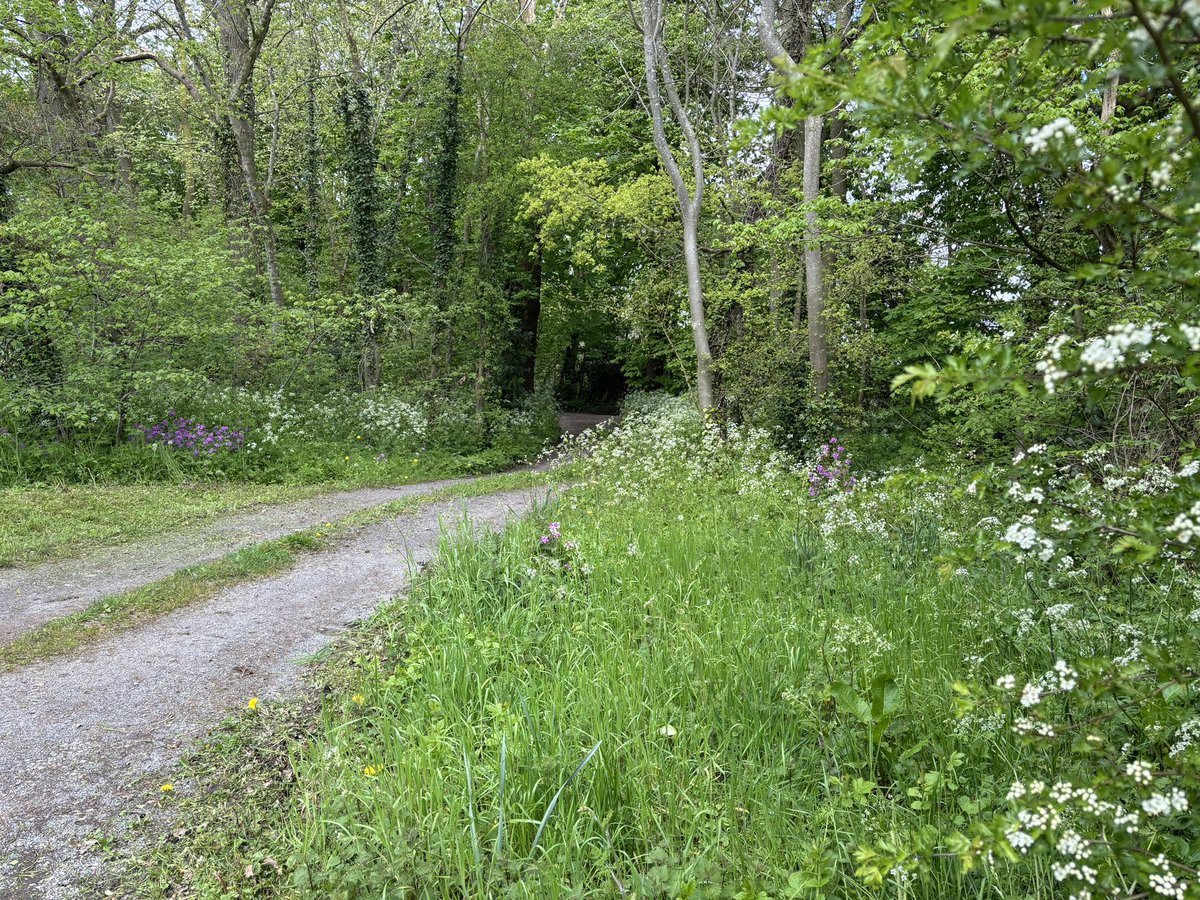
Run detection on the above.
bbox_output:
[303,33,322,302]
[337,0,385,390]
[430,54,465,378]
[339,80,384,389]
[339,89,382,297]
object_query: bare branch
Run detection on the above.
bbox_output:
[0,157,95,177]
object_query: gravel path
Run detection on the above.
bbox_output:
[0,484,549,899]
[0,477,479,646]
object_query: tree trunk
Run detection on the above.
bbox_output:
[640,0,715,413]
[828,113,848,201]
[228,113,285,306]
[213,0,285,306]
[519,247,542,395]
[304,33,321,300]
[519,0,536,24]
[1101,6,1119,135]
[681,212,714,410]
[803,114,828,397]
[430,51,466,378]
[829,0,853,201]
[761,0,833,399]
[337,0,384,390]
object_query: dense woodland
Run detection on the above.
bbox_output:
[3,0,1194,476]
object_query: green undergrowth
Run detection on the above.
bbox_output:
[0,468,555,672]
[115,477,1055,897]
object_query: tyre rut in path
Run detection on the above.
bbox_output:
[0,477,480,646]
[0,484,549,900]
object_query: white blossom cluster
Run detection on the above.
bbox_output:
[1002,516,1057,562]
[1002,776,1194,897]
[1079,321,1160,372]
[1106,178,1139,204]
[1025,117,1082,153]
[1034,320,1200,395]
[1182,323,1200,351]
[1166,500,1200,544]
[357,394,427,440]
[1171,718,1200,759]
[158,386,457,450]
[997,660,1078,712]
[1035,334,1072,393]
[825,615,895,659]
[1149,855,1189,899]
[563,393,811,506]
[1007,481,1045,504]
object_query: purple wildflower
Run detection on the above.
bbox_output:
[132,413,245,456]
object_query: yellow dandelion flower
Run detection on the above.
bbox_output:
[160,783,175,792]
[247,697,259,711]
[363,765,379,777]
[352,693,365,706]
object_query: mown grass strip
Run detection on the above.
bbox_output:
[0,468,559,672]
[0,481,328,569]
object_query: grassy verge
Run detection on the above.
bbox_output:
[109,475,997,896]
[0,443,554,570]
[0,468,555,672]
[0,482,326,568]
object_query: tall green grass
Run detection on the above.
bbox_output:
[279,475,1069,898]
